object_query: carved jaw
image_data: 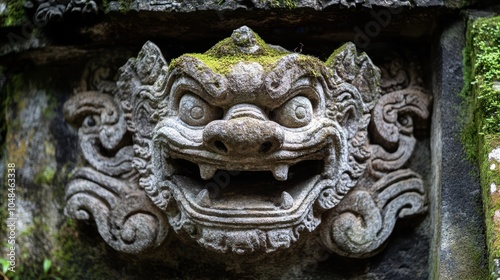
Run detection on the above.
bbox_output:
[151,73,349,220]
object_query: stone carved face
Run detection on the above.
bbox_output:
[64,26,431,260]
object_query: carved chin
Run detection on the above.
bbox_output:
[150,118,347,254]
[168,168,326,255]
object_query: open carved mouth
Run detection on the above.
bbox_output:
[172,158,324,209]
[149,96,346,228]
[154,134,340,229]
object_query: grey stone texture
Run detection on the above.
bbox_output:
[0,0,494,279]
[54,28,431,280]
[430,20,488,279]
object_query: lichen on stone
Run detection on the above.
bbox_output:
[462,16,500,161]
[0,0,27,27]
[171,26,290,75]
[462,15,500,279]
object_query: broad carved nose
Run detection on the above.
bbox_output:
[203,105,284,155]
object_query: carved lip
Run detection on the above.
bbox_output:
[161,151,333,226]
[168,172,325,227]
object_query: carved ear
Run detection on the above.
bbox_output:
[115,41,172,209]
[325,42,381,140]
[326,42,381,111]
[117,41,169,137]
[116,41,169,100]
[329,83,365,139]
[63,91,134,177]
[133,41,169,88]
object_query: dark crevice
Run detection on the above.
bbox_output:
[172,158,323,193]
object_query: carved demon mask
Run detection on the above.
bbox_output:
[64,26,431,259]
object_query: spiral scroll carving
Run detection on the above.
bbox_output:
[319,170,426,257]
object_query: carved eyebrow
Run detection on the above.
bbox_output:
[168,75,221,111]
[265,73,325,111]
[273,78,324,112]
[170,54,327,109]
[264,54,330,102]
[168,55,229,103]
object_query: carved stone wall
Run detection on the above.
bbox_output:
[0,0,492,279]
[56,25,432,275]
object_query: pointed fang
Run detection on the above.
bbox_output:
[199,164,218,180]
[280,191,294,210]
[196,189,211,207]
[272,165,289,181]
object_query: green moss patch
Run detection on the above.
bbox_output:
[480,135,500,278]
[170,29,290,75]
[267,0,297,8]
[0,1,28,27]
[462,16,500,161]
[462,16,500,278]
[170,27,326,78]
[34,166,56,185]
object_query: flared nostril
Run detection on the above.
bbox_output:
[214,140,228,153]
[203,118,284,155]
[259,141,273,153]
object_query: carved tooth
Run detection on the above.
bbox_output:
[280,191,294,210]
[199,164,218,180]
[272,165,289,181]
[196,189,211,207]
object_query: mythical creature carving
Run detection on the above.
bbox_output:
[63,26,431,261]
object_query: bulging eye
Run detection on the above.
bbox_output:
[272,96,313,128]
[179,93,221,126]
[81,115,101,131]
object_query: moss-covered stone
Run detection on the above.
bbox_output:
[481,135,500,278]
[265,0,297,9]
[34,166,56,185]
[171,28,290,75]
[0,0,28,27]
[0,65,99,279]
[462,16,500,161]
[170,27,327,78]
[462,15,500,279]
[51,220,118,279]
[102,0,136,13]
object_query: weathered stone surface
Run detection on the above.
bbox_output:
[431,19,488,279]
[3,1,495,277]
[19,0,472,21]
[61,26,431,272]
[0,0,472,59]
[461,13,500,278]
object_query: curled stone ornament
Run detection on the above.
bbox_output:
[63,26,432,261]
[25,0,98,25]
[319,169,426,257]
